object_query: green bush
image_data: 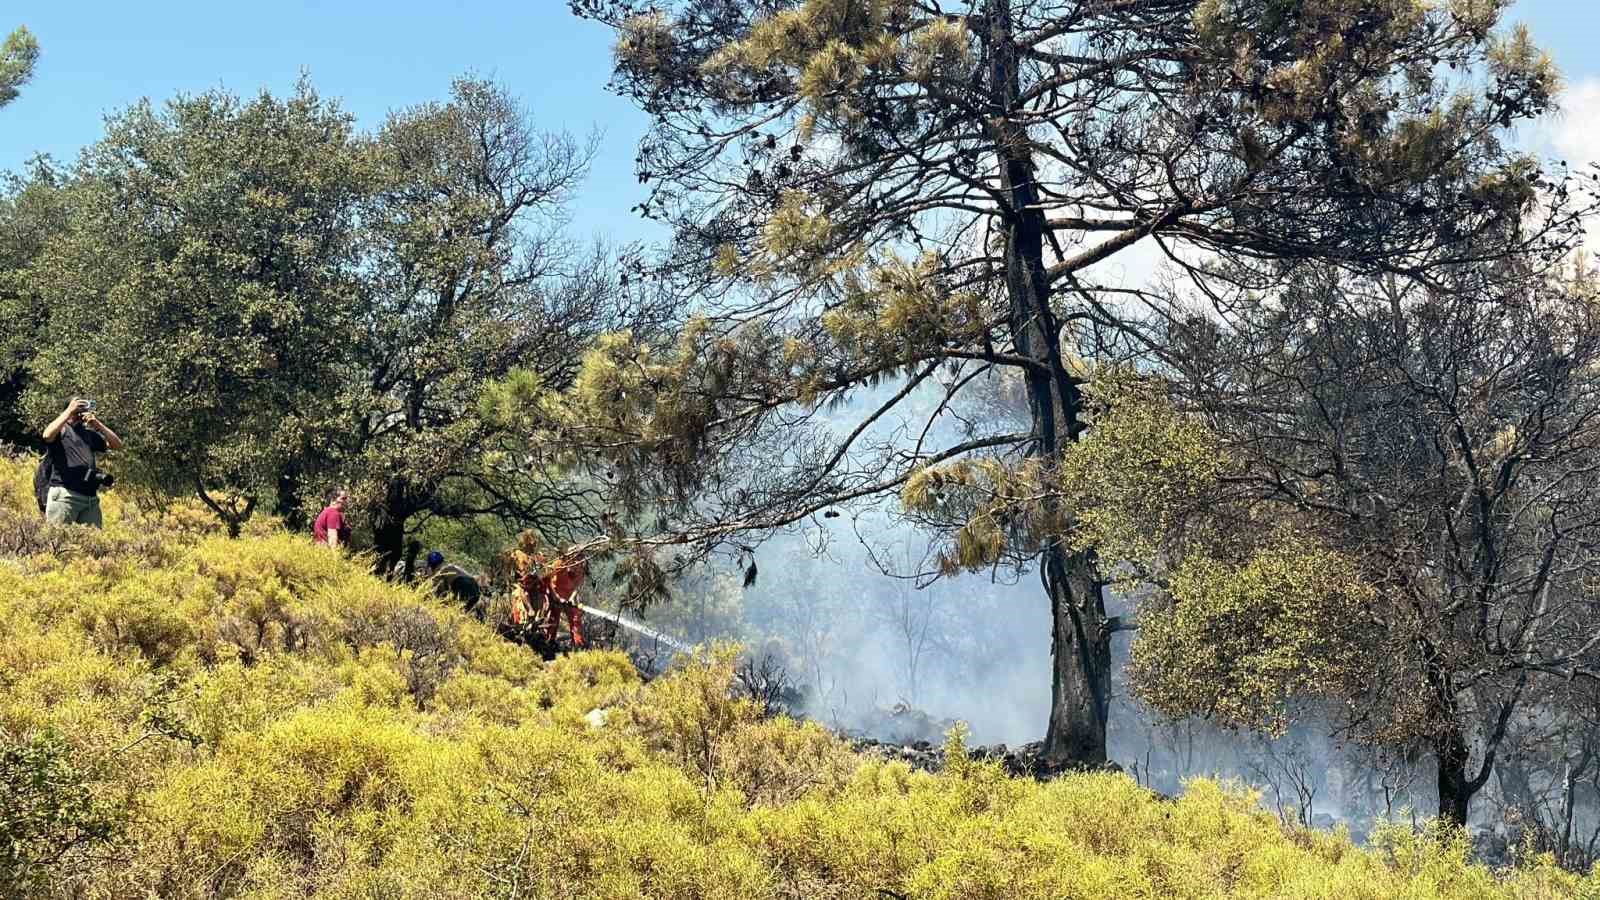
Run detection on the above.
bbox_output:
[0,730,124,899]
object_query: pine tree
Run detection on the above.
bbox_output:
[565,0,1565,767]
[0,26,37,110]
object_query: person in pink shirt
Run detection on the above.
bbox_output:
[312,489,351,550]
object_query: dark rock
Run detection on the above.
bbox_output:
[848,734,1151,784]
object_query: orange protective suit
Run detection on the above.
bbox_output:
[519,555,587,647]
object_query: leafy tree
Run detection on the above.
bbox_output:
[16,76,656,548]
[0,158,65,448]
[1062,258,1600,825]
[0,26,37,110]
[565,0,1568,767]
[0,24,49,443]
[22,82,370,534]
[336,77,667,572]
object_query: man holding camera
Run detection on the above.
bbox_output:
[41,397,123,528]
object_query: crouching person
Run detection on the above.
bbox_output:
[422,550,484,620]
[41,397,123,528]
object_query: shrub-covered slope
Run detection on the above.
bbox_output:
[0,457,1590,898]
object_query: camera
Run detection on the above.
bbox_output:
[82,399,96,412]
[86,469,115,491]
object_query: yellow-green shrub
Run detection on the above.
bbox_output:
[0,453,1595,899]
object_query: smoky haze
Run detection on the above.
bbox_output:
[742,516,1055,745]
[601,374,1594,863]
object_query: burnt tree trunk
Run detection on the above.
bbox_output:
[1422,636,1496,828]
[372,478,414,576]
[987,0,1110,769]
[1042,546,1110,767]
[1436,726,1476,828]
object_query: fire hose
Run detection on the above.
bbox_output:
[577,602,695,656]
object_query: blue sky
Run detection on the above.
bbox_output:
[2,1,1597,244]
[1509,0,1600,80]
[0,2,661,241]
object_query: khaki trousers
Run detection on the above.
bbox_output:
[45,486,102,528]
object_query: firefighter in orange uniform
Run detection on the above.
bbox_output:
[508,538,587,649]
[537,552,587,648]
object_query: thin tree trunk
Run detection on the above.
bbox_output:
[987,0,1110,769]
[275,460,307,531]
[193,476,247,538]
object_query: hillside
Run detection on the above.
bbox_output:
[0,455,1590,899]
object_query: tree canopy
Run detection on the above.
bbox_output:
[0,26,37,110]
[1064,257,1600,824]
[335,78,669,571]
[561,0,1582,770]
[10,76,661,554]
[23,82,369,533]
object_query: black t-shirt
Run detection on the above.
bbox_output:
[46,423,108,495]
[433,565,482,606]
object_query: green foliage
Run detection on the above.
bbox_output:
[0,730,123,899]
[0,454,1593,897]
[0,158,65,446]
[7,75,637,553]
[0,25,38,110]
[1060,374,1232,573]
[821,253,988,368]
[21,81,368,534]
[1063,252,1600,830]
[1060,376,1426,741]
[900,457,1063,575]
[336,76,628,566]
[1130,540,1378,735]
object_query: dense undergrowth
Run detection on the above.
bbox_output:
[0,456,1592,898]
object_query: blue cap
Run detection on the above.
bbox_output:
[426,551,444,568]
